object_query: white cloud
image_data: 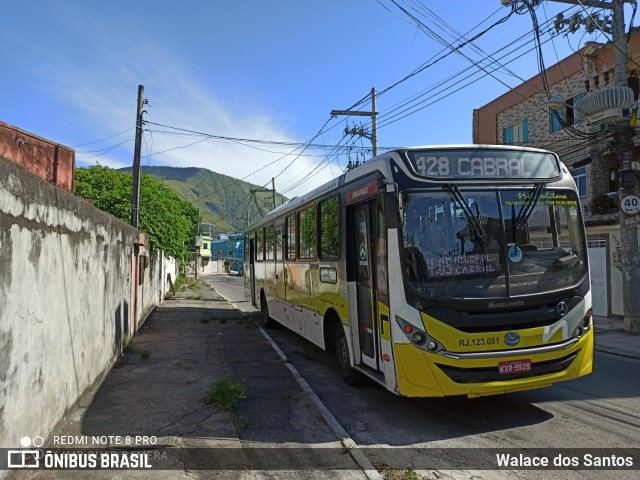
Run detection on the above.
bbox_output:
[46,32,337,198]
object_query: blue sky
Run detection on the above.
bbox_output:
[2,1,636,198]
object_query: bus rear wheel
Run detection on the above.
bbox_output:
[335,326,362,386]
[260,294,276,329]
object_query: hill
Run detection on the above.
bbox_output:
[121,166,288,233]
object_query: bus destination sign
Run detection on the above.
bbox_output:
[406,150,561,179]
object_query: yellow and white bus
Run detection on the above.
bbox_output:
[244,145,593,398]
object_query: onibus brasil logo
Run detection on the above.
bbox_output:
[7,435,158,469]
[7,436,44,468]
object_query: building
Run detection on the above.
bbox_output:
[0,121,75,193]
[195,225,244,274]
[197,223,214,273]
[212,232,244,274]
[473,29,640,318]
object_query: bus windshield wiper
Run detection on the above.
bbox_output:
[445,184,486,240]
[515,182,545,231]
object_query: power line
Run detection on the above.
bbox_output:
[70,128,134,148]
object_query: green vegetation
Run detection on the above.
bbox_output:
[173,274,188,291]
[132,166,288,231]
[74,166,198,263]
[203,378,247,410]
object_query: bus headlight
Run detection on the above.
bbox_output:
[396,315,442,353]
[411,331,426,345]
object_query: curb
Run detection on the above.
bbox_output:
[211,283,383,480]
[259,328,384,480]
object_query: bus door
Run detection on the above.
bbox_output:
[275,225,286,299]
[352,201,381,372]
[247,236,256,306]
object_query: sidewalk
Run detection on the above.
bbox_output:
[10,280,370,480]
[593,315,640,359]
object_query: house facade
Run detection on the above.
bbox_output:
[473,30,640,318]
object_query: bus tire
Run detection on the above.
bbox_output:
[260,294,276,329]
[335,325,362,386]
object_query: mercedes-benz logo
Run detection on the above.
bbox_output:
[556,301,569,316]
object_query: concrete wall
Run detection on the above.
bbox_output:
[0,156,164,449]
[0,121,75,193]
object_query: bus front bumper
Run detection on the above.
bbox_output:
[393,329,593,398]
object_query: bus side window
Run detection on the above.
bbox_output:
[287,214,296,260]
[255,230,264,262]
[298,206,316,260]
[319,196,339,259]
[265,225,274,261]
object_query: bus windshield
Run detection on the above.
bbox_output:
[402,188,588,299]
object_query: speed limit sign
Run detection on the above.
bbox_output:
[620,194,640,216]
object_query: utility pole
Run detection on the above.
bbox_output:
[131,84,145,228]
[330,87,378,157]
[610,0,640,333]
[521,0,640,332]
[250,182,277,215]
[272,177,276,212]
[195,208,200,280]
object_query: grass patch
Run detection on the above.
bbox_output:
[233,416,252,429]
[243,318,259,329]
[124,341,150,361]
[174,274,188,291]
[374,463,426,480]
[203,378,247,410]
[174,275,203,293]
[186,295,201,300]
[278,392,292,401]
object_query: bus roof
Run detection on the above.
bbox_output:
[249,145,559,229]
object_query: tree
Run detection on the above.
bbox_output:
[75,165,198,262]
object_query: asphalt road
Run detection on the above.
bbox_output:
[204,273,640,480]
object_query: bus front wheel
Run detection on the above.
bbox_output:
[260,294,276,329]
[335,326,362,386]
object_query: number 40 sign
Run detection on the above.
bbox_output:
[620,193,640,216]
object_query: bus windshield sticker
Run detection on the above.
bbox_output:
[502,191,577,208]
[407,150,560,179]
[508,245,523,263]
[359,243,367,263]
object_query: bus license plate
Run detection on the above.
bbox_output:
[498,359,531,375]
